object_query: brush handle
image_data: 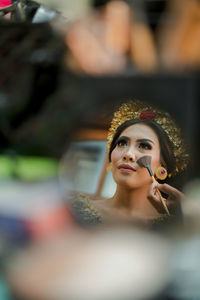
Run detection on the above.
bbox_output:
[152,176,170,216]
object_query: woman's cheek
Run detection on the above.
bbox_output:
[151,154,161,174]
[111,148,122,164]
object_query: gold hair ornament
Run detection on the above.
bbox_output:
[106,163,112,173]
[107,100,189,177]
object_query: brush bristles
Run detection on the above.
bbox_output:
[137,156,153,177]
[137,156,152,168]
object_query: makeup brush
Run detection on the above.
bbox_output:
[137,155,170,216]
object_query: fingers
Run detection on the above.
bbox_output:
[147,182,167,213]
[147,182,159,202]
[148,182,184,216]
[157,183,184,201]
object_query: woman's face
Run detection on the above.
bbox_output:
[111,123,161,189]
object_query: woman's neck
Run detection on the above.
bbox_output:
[111,184,160,218]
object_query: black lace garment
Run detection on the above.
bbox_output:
[69,193,182,232]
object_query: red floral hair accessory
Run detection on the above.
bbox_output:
[139,109,156,121]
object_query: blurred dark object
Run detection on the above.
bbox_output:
[0,0,39,21]
[0,0,59,23]
[144,0,167,30]
[0,18,67,155]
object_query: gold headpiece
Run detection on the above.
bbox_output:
[107,100,189,176]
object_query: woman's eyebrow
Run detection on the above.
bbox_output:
[116,136,129,144]
[137,138,155,145]
[118,136,129,140]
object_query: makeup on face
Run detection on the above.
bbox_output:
[113,124,159,161]
[110,124,161,188]
[116,136,154,151]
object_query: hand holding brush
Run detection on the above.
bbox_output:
[137,155,170,216]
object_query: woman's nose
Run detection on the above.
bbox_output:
[122,149,136,162]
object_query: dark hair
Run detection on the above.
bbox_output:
[108,119,176,180]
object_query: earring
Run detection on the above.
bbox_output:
[106,164,112,173]
[155,166,168,180]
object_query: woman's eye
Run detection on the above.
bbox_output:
[117,139,127,147]
[139,142,152,150]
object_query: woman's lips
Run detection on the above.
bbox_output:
[118,164,136,173]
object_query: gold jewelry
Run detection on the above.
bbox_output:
[107,100,189,176]
[106,164,112,173]
[155,166,168,180]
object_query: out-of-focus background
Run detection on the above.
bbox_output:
[1,1,200,299]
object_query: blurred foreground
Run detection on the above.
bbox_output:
[1,1,200,299]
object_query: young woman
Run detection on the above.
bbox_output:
[70,100,189,229]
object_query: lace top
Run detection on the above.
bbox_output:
[69,193,180,231]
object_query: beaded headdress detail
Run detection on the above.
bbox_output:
[107,100,189,177]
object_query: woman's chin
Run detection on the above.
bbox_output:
[114,175,151,189]
[114,179,141,189]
